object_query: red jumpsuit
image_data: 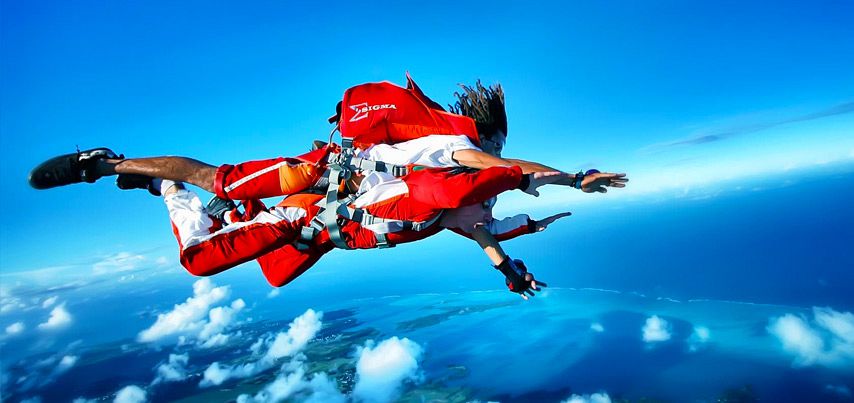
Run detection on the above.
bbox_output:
[166,165,527,284]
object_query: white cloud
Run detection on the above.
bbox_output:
[813,308,854,344]
[5,321,24,335]
[17,353,78,391]
[201,362,233,387]
[688,326,711,352]
[72,399,96,403]
[353,337,423,403]
[41,296,58,308]
[1,296,28,314]
[52,355,78,376]
[235,360,345,403]
[153,353,190,384]
[38,304,72,330]
[200,309,323,387]
[561,392,612,403]
[114,385,147,403]
[198,299,246,347]
[137,279,243,347]
[93,252,146,275]
[265,309,323,361]
[267,288,281,298]
[303,373,346,403]
[199,333,231,349]
[590,322,604,333]
[642,315,671,343]
[238,366,307,402]
[767,307,854,367]
[250,338,266,355]
[155,256,169,266]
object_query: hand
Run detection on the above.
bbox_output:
[496,258,548,300]
[534,212,572,232]
[517,272,548,301]
[523,171,574,197]
[581,172,628,193]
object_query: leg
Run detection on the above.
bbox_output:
[163,183,308,277]
[30,147,322,201]
[256,244,328,287]
[224,197,328,287]
[97,157,218,192]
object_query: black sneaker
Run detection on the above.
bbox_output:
[116,174,161,196]
[28,147,122,189]
[206,196,237,223]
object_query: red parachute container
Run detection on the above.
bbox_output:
[337,73,481,150]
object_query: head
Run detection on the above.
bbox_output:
[449,80,507,157]
[439,200,495,232]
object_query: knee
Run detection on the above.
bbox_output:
[179,254,221,277]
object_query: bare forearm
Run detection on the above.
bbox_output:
[452,149,576,177]
[470,226,508,266]
[504,158,561,173]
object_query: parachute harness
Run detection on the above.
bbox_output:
[296,136,442,251]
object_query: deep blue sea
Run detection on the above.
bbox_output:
[1,164,852,402]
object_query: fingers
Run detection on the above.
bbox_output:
[536,281,548,288]
[520,293,529,300]
[525,289,536,296]
[524,273,534,282]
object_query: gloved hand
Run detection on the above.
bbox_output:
[494,258,548,300]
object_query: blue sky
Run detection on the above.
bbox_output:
[1,0,853,273]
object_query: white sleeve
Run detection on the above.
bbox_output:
[360,135,480,168]
[484,214,532,237]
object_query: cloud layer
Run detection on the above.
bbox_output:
[5,321,24,335]
[643,101,854,152]
[642,315,672,343]
[353,337,423,403]
[137,279,244,347]
[200,309,323,387]
[38,304,72,330]
[767,307,854,368]
[561,392,612,403]
[153,353,190,384]
[688,326,711,352]
[113,385,147,403]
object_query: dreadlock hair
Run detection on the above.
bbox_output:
[448,80,507,140]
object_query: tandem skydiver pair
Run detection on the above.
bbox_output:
[29,74,628,299]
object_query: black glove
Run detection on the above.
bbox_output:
[494,257,531,293]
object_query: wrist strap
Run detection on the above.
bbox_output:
[573,171,585,189]
[495,257,525,278]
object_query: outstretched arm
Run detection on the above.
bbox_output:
[469,226,546,300]
[453,149,554,174]
[450,211,572,241]
[452,149,629,191]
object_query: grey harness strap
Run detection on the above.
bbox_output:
[295,140,427,250]
[321,161,351,250]
[348,156,410,177]
[342,207,443,233]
